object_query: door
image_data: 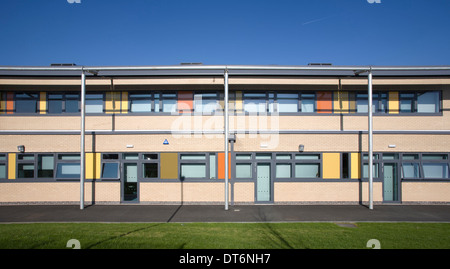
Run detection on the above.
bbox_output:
[123,163,138,202]
[256,163,271,202]
[383,163,399,202]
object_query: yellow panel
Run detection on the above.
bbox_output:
[85,153,101,180]
[388,92,399,114]
[160,153,178,179]
[0,92,5,114]
[39,92,47,114]
[322,153,340,179]
[8,153,16,180]
[105,92,114,114]
[235,91,243,111]
[350,153,361,179]
[113,92,121,113]
[333,91,348,113]
[121,92,128,114]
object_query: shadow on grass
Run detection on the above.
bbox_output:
[83,223,163,249]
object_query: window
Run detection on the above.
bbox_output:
[194,93,219,114]
[101,163,119,179]
[56,154,80,179]
[399,93,415,113]
[15,93,38,113]
[85,93,104,113]
[129,93,152,113]
[141,153,159,179]
[362,153,380,179]
[342,153,349,179]
[276,163,291,178]
[48,93,80,114]
[244,93,266,113]
[277,93,298,113]
[0,154,6,179]
[179,153,210,179]
[161,93,177,113]
[236,163,252,178]
[38,154,54,178]
[356,93,377,113]
[294,154,321,178]
[402,163,420,179]
[417,91,439,113]
[17,154,35,178]
[300,93,315,113]
[209,153,216,179]
[422,163,449,179]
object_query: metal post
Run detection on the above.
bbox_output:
[80,70,86,210]
[368,69,373,210]
[224,69,229,210]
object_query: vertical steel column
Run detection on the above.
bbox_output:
[368,69,373,210]
[224,69,229,210]
[80,70,86,210]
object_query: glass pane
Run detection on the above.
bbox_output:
[255,153,271,160]
[18,154,34,161]
[180,154,205,160]
[301,99,315,112]
[209,154,216,179]
[103,154,119,160]
[38,155,54,178]
[417,91,439,113]
[236,154,252,160]
[363,164,379,178]
[277,94,298,113]
[143,163,158,178]
[66,99,79,113]
[403,154,419,160]
[162,99,176,113]
[276,163,291,178]
[58,154,80,160]
[142,154,158,160]
[15,100,37,113]
[0,164,6,179]
[276,154,291,160]
[295,154,319,160]
[236,163,252,178]
[295,163,320,178]
[123,154,139,160]
[56,163,80,179]
[244,99,266,113]
[18,164,34,178]
[0,155,6,161]
[422,163,449,179]
[181,164,206,178]
[422,154,448,160]
[101,163,119,179]
[402,163,420,178]
[383,154,398,160]
[124,163,138,201]
[131,99,151,112]
[86,94,103,113]
[48,99,63,114]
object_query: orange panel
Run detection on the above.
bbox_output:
[178,91,193,113]
[316,91,332,113]
[6,92,14,114]
[218,152,231,179]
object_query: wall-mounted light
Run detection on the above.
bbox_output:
[298,144,304,152]
[17,145,25,153]
[388,145,396,148]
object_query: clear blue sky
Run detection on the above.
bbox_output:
[1,0,449,66]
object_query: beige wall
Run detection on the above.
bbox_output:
[402,182,450,203]
[0,182,120,203]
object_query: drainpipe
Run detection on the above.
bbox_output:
[224,68,229,210]
[80,69,86,210]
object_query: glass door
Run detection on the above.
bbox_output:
[123,163,138,202]
[256,163,271,202]
[383,163,399,202]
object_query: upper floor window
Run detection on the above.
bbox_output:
[48,93,80,114]
[15,93,38,113]
[129,93,152,113]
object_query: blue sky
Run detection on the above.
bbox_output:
[1,0,449,66]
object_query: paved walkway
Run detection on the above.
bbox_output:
[0,204,449,223]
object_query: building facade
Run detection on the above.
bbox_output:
[0,65,449,205]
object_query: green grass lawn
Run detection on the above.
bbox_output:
[0,222,449,249]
